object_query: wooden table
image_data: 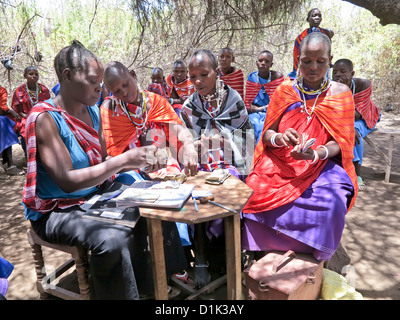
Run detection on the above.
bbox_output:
[364,129,400,182]
[139,171,253,300]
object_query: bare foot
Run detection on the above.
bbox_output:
[194,263,211,289]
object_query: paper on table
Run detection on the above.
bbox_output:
[116,180,195,209]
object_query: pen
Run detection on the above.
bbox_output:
[193,197,198,211]
[104,192,122,202]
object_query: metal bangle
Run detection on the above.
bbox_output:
[270,133,284,148]
[307,149,319,164]
[317,145,329,160]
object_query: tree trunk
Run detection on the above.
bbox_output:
[343,0,400,25]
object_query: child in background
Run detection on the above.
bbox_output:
[11,66,50,154]
[165,60,196,116]
[217,47,245,99]
[147,67,169,99]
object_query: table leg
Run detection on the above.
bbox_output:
[385,134,394,183]
[224,213,242,300]
[146,218,168,300]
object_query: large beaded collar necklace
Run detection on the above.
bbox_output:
[200,77,226,117]
[295,76,331,124]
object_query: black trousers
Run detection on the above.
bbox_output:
[30,207,187,300]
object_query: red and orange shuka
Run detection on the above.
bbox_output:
[101,91,183,157]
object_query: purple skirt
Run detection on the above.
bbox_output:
[241,159,355,260]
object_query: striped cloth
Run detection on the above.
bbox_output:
[244,76,284,109]
[22,102,103,213]
[217,68,245,99]
[180,85,254,176]
[354,85,380,129]
[165,74,196,101]
[0,86,8,112]
[147,81,169,99]
[243,78,358,214]
[101,91,183,157]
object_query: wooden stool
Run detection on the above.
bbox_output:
[27,228,90,300]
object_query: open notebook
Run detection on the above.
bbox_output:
[115,180,195,209]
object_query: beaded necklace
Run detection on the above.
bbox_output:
[295,76,331,124]
[27,83,39,106]
[120,91,148,130]
[200,77,226,117]
[257,70,271,84]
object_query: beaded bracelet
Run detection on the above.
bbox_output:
[270,133,284,148]
[317,145,329,160]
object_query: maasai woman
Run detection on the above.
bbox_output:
[332,58,380,190]
[100,61,197,179]
[165,59,196,116]
[100,62,198,282]
[22,40,184,299]
[180,49,254,288]
[217,47,245,99]
[289,8,334,78]
[11,66,51,152]
[245,50,284,142]
[242,32,357,262]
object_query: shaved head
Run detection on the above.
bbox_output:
[299,32,331,56]
[104,61,130,84]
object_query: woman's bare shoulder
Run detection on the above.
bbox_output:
[330,81,350,96]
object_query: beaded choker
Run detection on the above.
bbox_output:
[295,76,330,95]
[295,76,331,124]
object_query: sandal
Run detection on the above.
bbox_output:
[172,270,189,284]
[357,176,367,191]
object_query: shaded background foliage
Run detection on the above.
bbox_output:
[0,0,399,112]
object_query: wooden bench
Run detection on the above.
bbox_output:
[363,129,400,183]
[27,228,90,300]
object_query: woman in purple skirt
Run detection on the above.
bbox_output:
[242,32,358,262]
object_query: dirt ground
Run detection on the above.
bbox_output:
[1,111,399,300]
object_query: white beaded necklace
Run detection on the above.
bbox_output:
[200,77,226,117]
[119,91,148,130]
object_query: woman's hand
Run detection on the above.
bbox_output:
[8,109,21,121]
[273,128,300,148]
[249,104,266,114]
[125,145,167,173]
[194,135,209,164]
[290,145,315,161]
[179,144,198,176]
